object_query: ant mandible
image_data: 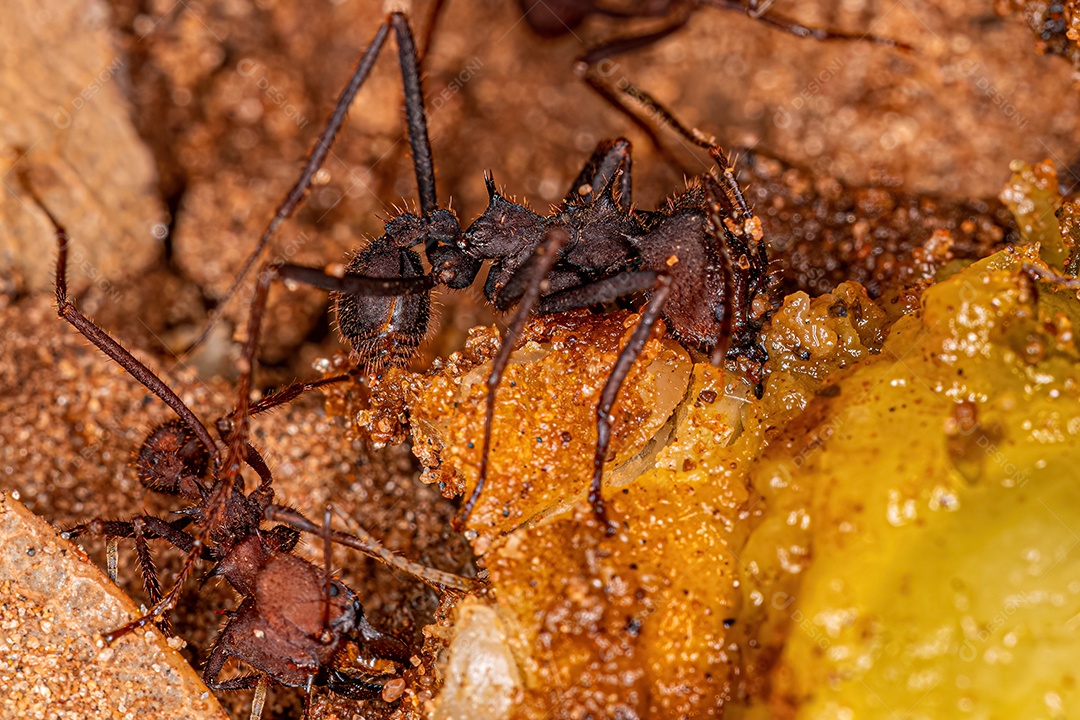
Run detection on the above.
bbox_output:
[36,189,476,715]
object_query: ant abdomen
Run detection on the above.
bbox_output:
[135,419,209,498]
[336,238,430,370]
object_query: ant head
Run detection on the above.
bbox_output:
[336,238,431,372]
[135,419,210,499]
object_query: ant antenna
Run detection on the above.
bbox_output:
[321,504,334,641]
[184,22,393,354]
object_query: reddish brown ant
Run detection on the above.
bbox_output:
[34,186,477,715]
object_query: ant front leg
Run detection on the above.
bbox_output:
[185,18,394,352]
[62,516,197,634]
[458,228,569,529]
[530,269,674,533]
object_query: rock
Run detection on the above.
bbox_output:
[0,0,163,296]
[0,491,227,719]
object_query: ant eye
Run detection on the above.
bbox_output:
[329,583,340,597]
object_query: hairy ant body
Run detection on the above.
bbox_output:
[37,192,476,714]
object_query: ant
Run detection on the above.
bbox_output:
[36,188,477,716]
[417,0,910,156]
[514,0,908,45]
[183,10,770,538]
[454,133,773,533]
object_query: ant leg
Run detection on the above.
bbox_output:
[458,228,569,528]
[62,515,199,636]
[62,516,197,553]
[131,517,170,635]
[699,169,765,364]
[321,669,388,700]
[606,80,772,340]
[589,275,673,535]
[390,12,438,219]
[745,0,776,16]
[275,264,436,296]
[1024,263,1080,287]
[577,6,907,154]
[63,515,190,634]
[104,268,288,642]
[580,69,684,170]
[613,81,721,152]
[185,18,394,353]
[538,271,660,314]
[706,147,754,220]
[528,268,675,531]
[303,675,318,720]
[225,256,433,452]
[48,213,234,627]
[578,12,691,67]
[203,674,266,692]
[217,264,277,495]
[248,371,359,416]
[103,536,206,642]
[265,505,478,593]
[711,0,913,49]
[320,505,333,638]
[228,13,471,377]
[202,635,266,692]
[106,539,118,582]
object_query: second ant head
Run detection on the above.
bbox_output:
[135,419,209,500]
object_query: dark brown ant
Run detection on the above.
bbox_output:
[417,0,911,156]
[35,190,476,715]
[177,11,769,539]
[515,0,910,45]
[455,135,772,532]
